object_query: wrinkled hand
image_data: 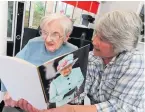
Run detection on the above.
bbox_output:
[47,105,96,112]
[48,105,97,112]
[16,100,74,112]
[16,99,40,112]
[46,105,74,112]
[16,99,96,112]
[4,92,17,107]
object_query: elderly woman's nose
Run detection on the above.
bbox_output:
[45,35,52,42]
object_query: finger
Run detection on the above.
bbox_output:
[4,92,10,100]
[32,106,40,112]
[47,108,57,112]
[17,99,22,108]
[11,100,17,107]
[40,109,51,112]
[4,96,11,106]
[22,99,28,110]
[4,98,9,106]
[4,101,9,106]
[30,104,36,112]
[17,99,24,109]
[6,98,13,107]
[27,104,34,112]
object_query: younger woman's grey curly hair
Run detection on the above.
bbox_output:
[95,10,142,54]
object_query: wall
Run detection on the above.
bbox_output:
[97,1,141,16]
[0,1,8,102]
[95,1,141,25]
[0,1,8,56]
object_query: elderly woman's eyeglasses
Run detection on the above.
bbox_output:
[39,30,63,41]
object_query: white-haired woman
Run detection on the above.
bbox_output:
[5,11,144,112]
[2,13,78,112]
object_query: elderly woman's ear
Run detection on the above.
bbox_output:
[64,32,71,43]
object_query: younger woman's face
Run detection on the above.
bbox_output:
[92,34,115,58]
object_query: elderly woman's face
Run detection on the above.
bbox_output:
[41,20,66,52]
[92,35,115,58]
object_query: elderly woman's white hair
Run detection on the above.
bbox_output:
[40,13,73,37]
[95,11,142,54]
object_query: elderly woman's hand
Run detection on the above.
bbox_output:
[16,99,40,112]
[44,105,74,112]
[4,92,17,107]
[44,105,96,112]
[16,99,74,112]
[16,99,96,112]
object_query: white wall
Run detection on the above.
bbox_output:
[95,1,141,24]
[100,1,140,14]
[0,1,8,56]
[0,1,8,102]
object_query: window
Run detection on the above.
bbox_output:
[73,8,82,25]
[56,1,67,14]
[23,1,98,29]
[45,1,56,15]
[24,1,30,28]
[7,1,15,40]
[32,1,46,29]
[24,1,46,29]
[65,4,74,18]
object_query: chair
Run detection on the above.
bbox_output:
[21,28,40,49]
[21,27,93,51]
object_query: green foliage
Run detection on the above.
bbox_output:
[24,2,45,29]
[24,11,29,28]
[34,1,45,15]
[32,2,45,28]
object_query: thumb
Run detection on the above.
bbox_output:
[4,96,12,106]
[11,100,17,107]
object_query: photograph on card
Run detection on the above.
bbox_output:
[38,45,90,108]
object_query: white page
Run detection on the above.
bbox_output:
[0,56,47,109]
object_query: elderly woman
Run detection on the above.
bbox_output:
[2,13,78,112]
[5,11,144,112]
